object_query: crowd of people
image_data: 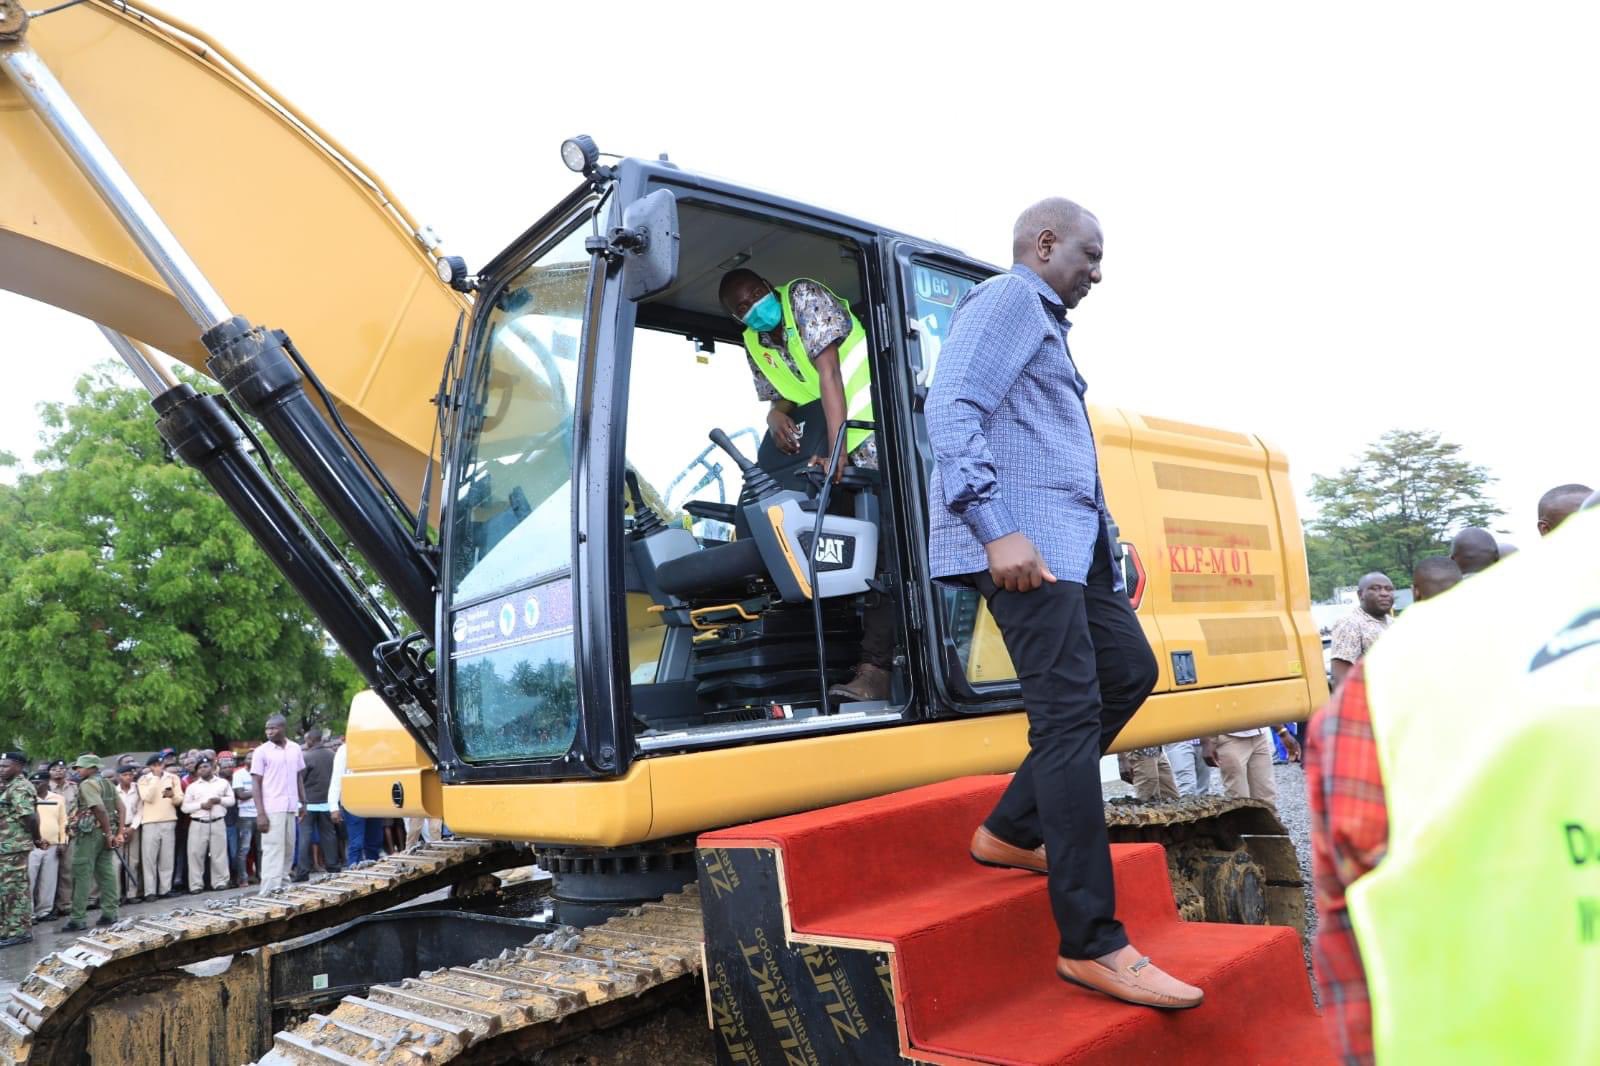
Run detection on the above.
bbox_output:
[1306,481,1594,1063]
[0,713,445,947]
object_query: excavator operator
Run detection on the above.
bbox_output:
[718,268,892,704]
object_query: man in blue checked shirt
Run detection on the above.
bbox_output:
[927,198,1202,1010]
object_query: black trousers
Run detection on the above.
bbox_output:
[964,528,1158,959]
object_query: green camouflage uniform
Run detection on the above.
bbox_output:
[69,775,119,924]
[0,775,38,939]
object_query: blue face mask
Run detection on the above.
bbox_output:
[741,292,783,332]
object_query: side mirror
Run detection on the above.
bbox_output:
[617,188,680,301]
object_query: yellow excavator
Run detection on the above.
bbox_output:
[1,2,1327,1062]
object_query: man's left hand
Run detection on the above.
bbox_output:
[297,805,307,823]
[806,455,845,484]
[1281,731,1302,763]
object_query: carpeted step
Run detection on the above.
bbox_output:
[904,881,1323,1063]
[698,775,1335,1065]
[706,774,1016,932]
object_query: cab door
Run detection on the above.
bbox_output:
[884,243,1011,713]
[886,242,1172,714]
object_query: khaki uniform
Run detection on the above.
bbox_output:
[68,775,119,924]
[29,789,66,919]
[0,776,37,940]
[137,770,182,897]
[1215,729,1277,806]
[47,780,76,913]
[1125,747,1179,802]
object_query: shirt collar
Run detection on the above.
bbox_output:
[1010,263,1071,328]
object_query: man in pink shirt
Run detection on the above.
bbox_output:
[249,715,305,893]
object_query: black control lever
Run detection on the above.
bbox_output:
[709,428,781,503]
[624,469,666,539]
[809,418,876,714]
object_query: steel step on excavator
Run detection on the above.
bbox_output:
[0,3,1327,1062]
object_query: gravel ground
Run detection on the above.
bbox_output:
[1105,760,1320,989]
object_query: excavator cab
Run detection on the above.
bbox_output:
[438,162,913,785]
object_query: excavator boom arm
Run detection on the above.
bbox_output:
[0,0,468,503]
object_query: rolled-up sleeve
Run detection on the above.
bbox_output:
[924,276,1039,545]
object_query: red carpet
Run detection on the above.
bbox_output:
[701,775,1335,1065]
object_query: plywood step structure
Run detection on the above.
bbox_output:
[698,775,1335,1065]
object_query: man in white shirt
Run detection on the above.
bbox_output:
[113,763,143,903]
[231,754,257,886]
[1205,724,1301,808]
[179,757,233,894]
[328,741,385,864]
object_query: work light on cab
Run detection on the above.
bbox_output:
[560,134,599,175]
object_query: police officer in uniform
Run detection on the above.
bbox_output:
[62,755,122,933]
[0,751,45,947]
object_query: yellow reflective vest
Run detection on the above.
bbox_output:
[741,280,874,454]
[1349,507,1600,1064]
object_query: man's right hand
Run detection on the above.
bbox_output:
[767,407,801,455]
[331,809,343,825]
[256,813,270,834]
[984,532,1057,593]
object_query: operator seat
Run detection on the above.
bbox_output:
[655,537,767,600]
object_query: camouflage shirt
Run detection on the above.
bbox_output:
[747,279,878,470]
[0,776,37,854]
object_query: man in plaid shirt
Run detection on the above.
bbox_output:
[1307,664,1388,1064]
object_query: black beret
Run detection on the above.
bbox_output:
[0,751,27,765]
[145,753,163,766]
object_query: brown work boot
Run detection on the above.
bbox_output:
[969,825,1047,874]
[1057,945,1203,1009]
[827,663,890,703]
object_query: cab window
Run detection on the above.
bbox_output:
[446,220,590,763]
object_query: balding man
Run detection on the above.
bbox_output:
[1329,572,1393,688]
[1449,528,1499,576]
[1410,556,1461,603]
[928,199,1197,1009]
[1537,483,1592,537]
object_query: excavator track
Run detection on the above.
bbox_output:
[259,885,704,1065]
[1105,795,1307,932]
[0,839,528,1066]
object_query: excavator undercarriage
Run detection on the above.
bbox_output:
[0,799,1302,1066]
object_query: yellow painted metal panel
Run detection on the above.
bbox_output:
[344,690,431,773]
[440,766,655,845]
[1,1,469,502]
[414,679,1313,846]
[341,768,435,820]
[1263,437,1330,710]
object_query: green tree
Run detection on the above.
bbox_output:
[0,366,373,756]
[1305,429,1501,596]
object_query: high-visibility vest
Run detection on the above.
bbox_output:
[741,280,874,453]
[1348,507,1600,1065]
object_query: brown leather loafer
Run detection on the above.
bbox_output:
[1057,946,1203,1009]
[969,826,1047,874]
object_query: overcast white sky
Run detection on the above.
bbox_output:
[4,1,1597,544]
